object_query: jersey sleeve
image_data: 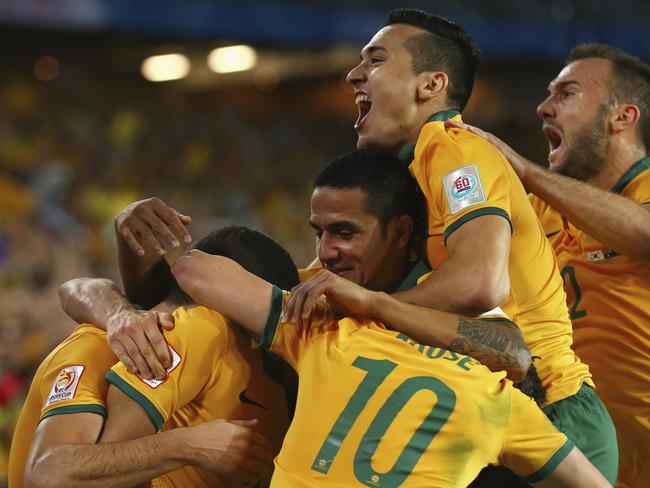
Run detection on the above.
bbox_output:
[500,388,574,482]
[415,127,515,243]
[105,308,229,431]
[39,328,115,422]
[258,286,339,369]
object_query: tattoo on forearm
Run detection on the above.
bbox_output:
[446,318,531,378]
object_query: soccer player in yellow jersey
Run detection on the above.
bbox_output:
[170,230,610,487]
[343,8,617,484]
[11,229,290,488]
[450,44,650,488]
[9,311,272,488]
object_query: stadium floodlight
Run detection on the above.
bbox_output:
[207,45,257,74]
[141,54,190,82]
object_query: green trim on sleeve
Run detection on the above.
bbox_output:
[443,207,512,244]
[522,439,575,483]
[39,404,107,423]
[105,370,164,431]
[259,285,283,350]
[611,156,650,193]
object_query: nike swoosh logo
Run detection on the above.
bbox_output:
[239,389,268,410]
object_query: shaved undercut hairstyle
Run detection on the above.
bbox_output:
[568,43,650,151]
[387,8,481,111]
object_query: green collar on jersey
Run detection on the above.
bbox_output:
[395,260,432,293]
[427,109,461,122]
[398,109,462,163]
[611,156,650,193]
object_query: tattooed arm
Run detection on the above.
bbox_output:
[446,317,532,381]
[281,270,532,383]
[376,304,532,383]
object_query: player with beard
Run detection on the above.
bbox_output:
[342,8,617,485]
[449,43,650,488]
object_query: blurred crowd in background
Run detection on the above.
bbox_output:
[0,53,362,482]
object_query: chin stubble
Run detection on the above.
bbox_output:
[556,104,610,182]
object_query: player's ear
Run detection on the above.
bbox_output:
[609,103,640,134]
[394,215,414,248]
[417,71,448,103]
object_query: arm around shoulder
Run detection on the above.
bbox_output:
[394,214,511,316]
[171,250,274,339]
[526,163,650,261]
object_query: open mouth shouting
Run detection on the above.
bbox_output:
[355,91,372,131]
[543,124,564,163]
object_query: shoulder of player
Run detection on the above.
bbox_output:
[38,324,109,370]
[169,305,236,341]
[415,122,509,169]
[528,193,552,215]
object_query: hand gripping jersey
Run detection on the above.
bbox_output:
[8,324,116,488]
[403,110,593,406]
[107,305,291,488]
[261,286,573,488]
[531,157,650,488]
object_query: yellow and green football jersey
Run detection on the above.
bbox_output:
[261,287,573,487]
[107,305,291,488]
[8,324,116,488]
[404,110,592,406]
[531,157,650,488]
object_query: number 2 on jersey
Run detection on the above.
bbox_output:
[560,266,587,319]
[311,356,456,487]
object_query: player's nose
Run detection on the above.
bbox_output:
[346,61,365,86]
[317,234,339,265]
[536,95,555,119]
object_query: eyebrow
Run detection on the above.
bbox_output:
[360,45,389,60]
[308,220,358,231]
[548,80,580,92]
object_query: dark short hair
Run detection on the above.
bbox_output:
[312,148,426,243]
[568,43,650,151]
[387,8,481,110]
[167,226,299,305]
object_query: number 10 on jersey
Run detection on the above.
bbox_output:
[311,356,456,487]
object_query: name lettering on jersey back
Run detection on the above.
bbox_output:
[394,333,474,371]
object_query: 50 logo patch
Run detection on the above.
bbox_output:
[442,165,486,214]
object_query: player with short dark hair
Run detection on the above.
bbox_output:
[300,149,543,401]
[567,43,650,154]
[10,227,294,488]
[450,41,650,488]
[343,9,616,483]
[386,8,481,111]
[311,148,427,249]
[170,233,610,487]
